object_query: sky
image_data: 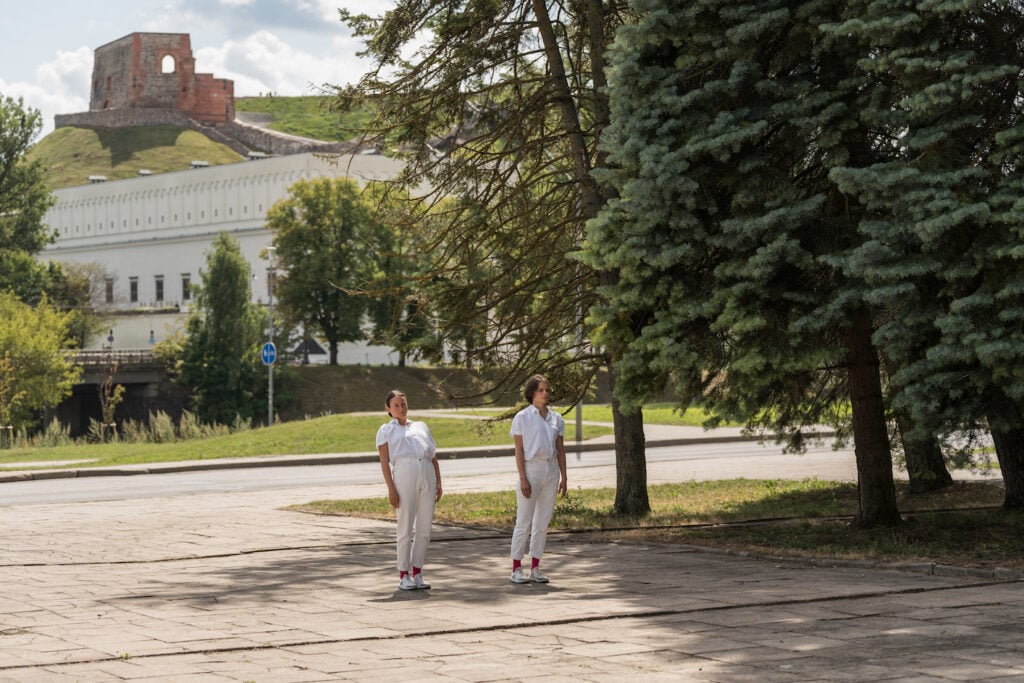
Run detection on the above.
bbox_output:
[0,0,395,141]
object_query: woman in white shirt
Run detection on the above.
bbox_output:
[508,374,568,584]
[376,389,443,590]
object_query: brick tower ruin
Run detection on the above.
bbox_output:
[55,32,353,156]
[89,33,234,124]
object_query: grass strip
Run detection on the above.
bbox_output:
[292,479,1023,572]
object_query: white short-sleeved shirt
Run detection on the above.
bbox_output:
[376,419,437,463]
[510,404,564,461]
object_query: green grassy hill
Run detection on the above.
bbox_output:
[31,96,373,190]
[235,95,375,142]
[30,126,244,189]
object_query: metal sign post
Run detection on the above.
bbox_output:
[265,246,277,426]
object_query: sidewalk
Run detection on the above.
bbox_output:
[2,422,1020,681]
[1,481,1022,681]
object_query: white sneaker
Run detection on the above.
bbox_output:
[529,568,549,583]
[509,567,529,584]
[413,573,431,589]
[398,575,416,590]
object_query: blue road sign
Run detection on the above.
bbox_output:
[261,341,277,366]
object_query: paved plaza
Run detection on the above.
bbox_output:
[1,427,1022,682]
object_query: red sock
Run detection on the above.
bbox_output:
[531,557,540,569]
[400,570,408,578]
[512,559,522,571]
[412,566,421,576]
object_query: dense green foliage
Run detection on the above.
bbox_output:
[266,177,388,364]
[585,0,904,524]
[176,233,269,425]
[823,2,1024,508]
[584,0,1024,515]
[0,95,97,429]
[0,292,81,429]
[0,95,56,303]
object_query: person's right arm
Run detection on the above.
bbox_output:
[378,443,400,508]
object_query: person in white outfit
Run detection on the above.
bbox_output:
[376,389,443,590]
[508,374,567,584]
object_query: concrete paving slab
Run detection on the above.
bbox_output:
[0,427,1021,682]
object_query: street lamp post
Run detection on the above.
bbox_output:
[266,246,276,426]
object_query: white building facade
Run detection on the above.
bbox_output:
[42,152,405,363]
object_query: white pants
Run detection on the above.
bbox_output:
[510,458,560,561]
[392,459,437,572]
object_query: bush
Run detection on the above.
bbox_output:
[34,418,72,447]
[178,410,204,441]
[121,418,148,443]
[148,410,177,443]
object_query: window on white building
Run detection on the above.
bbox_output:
[104,278,114,304]
[129,277,138,303]
[155,275,164,303]
[181,274,191,302]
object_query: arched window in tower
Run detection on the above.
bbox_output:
[162,55,176,74]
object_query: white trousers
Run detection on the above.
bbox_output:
[392,459,437,572]
[510,458,560,561]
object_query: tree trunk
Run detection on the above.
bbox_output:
[986,392,1024,510]
[532,0,648,513]
[329,341,339,366]
[608,362,650,516]
[883,357,952,494]
[847,307,901,527]
[897,413,953,494]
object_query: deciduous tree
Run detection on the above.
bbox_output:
[0,292,80,430]
[266,177,380,365]
[0,94,56,303]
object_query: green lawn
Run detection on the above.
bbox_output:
[448,402,733,427]
[293,479,1022,572]
[0,412,614,470]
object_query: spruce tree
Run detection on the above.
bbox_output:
[583,0,903,526]
[829,0,1024,508]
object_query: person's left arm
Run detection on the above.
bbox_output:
[432,456,443,502]
[423,422,443,502]
[555,433,567,497]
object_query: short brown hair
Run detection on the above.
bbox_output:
[385,389,406,416]
[524,374,551,402]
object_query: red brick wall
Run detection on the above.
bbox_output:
[89,32,234,125]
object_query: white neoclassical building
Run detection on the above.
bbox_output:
[42,152,405,362]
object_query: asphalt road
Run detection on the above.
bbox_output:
[0,440,861,506]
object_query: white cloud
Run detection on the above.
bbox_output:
[2,47,92,140]
[196,30,372,97]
